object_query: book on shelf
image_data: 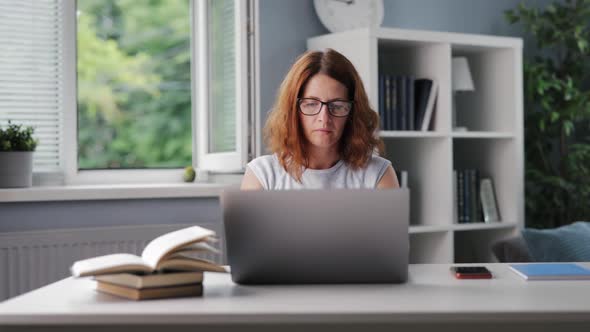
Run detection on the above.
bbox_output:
[406,76,415,131]
[379,75,385,129]
[468,169,480,223]
[451,170,459,223]
[414,78,438,131]
[390,76,398,130]
[378,74,438,131]
[509,263,590,280]
[454,170,499,224]
[96,281,203,300]
[419,79,438,131]
[398,76,407,130]
[71,225,227,278]
[456,170,465,223]
[480,177,501,222]
[394,170,408,188]
[94,271,204,289]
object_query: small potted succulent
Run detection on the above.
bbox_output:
[0,121,37,188]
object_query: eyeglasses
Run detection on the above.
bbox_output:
[297,98,353,117]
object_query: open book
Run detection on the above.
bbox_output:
[71,226,227,277]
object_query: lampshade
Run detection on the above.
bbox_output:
[452,57,474,92]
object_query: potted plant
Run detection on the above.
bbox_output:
[505,0,590,228]
[0,121,38,188]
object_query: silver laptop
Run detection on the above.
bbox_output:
[221,189,409,284]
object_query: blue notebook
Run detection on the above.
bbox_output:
[509,263,590,280]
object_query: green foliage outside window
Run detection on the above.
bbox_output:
[505,0,590,228]
[77,0,192,169]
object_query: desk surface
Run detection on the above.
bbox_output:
[1,264,590,326]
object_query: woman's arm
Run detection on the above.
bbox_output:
[240,167,264,190]
[377,165,400,189]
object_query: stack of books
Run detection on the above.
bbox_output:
[453,170,501,224]
[378,75,438,131]
[71,226,227,300]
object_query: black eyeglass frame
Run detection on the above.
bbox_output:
[296,97,354,117]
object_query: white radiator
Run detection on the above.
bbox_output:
[0,223,224,301]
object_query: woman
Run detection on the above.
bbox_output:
[241,48,399,190]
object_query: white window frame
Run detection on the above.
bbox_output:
[61,0,257,185]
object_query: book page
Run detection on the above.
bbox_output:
[141,226,216,269]
[156,255,227,273]
[158,242,220,262]
[71,253,152,277]
[204,236,220,243]
[170,242,220,255]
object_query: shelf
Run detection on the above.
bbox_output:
[451,222,519,231]
[409,225,449,234]
[409,222,519,234]
[380,131,446,138]
[308,28,523,264]
[451,131,514,139]
[381,131,515,139]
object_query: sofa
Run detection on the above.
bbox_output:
[492,221,590,263]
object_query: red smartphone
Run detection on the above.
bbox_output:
[451,266,492,279]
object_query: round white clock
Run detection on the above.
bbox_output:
[313,0,384,33]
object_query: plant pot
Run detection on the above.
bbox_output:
[0,151,33,188]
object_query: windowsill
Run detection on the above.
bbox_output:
[0,182,236,203]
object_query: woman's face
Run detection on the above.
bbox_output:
[298,73,350,151]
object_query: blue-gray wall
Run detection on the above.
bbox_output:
[0,0,554,232]
[258,0,554,138]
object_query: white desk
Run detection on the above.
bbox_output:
[1,264,589,332]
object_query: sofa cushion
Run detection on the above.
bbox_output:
[492,235,533,262]
[522,221,590,262]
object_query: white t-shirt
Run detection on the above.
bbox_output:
[247,154,391,190]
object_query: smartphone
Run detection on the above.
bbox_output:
[451,266,492,279]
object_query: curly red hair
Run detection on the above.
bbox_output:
[264,48,384,181]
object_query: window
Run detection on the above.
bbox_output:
[196,0,251,172]
[67,0,254,183]
[76,0,193,170]
[0,0,256,185]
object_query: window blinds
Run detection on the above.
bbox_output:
[0,0,63,173]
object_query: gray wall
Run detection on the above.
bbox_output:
[258,0,555,143]
[0,198,220,232]
[0,0,555,233]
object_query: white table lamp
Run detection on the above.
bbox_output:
[452,57,475,131]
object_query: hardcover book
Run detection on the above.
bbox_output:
[509,263,590,280]
[94,271,204,289]
[96,281,203,300]
[419,79,438,131]
[71,226,226,277]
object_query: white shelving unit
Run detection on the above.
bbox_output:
[308,27,524,263]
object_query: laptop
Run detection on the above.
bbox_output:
[220,189,409,284]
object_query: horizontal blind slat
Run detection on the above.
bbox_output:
[0,39,60,48]
[0,85,60,92]
[0,13,59,24]
[0,101,60,107]
[0,31,59,40]
[0,97,60,103]
[0,90,59,96]
[0,108,60,117]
